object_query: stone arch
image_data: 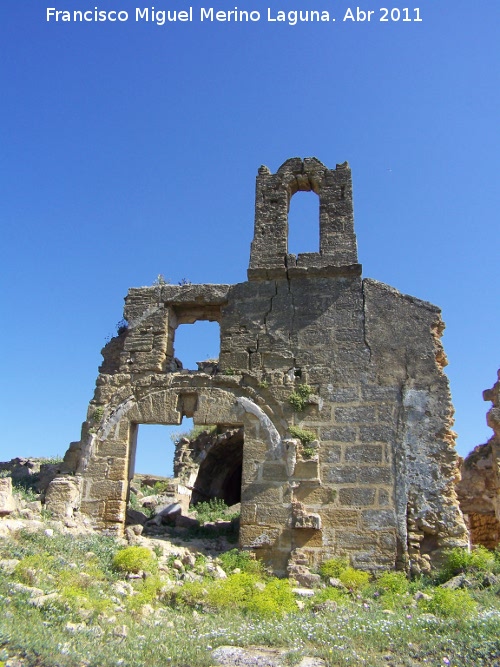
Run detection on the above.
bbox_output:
[77,384,286,536]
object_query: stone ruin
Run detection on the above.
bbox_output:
[47,157,468,576]
[457,371,500,549]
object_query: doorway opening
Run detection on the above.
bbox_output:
[189,426,243,508]
[127,419,243,531]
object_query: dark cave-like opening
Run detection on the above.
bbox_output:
[190,427,243,507]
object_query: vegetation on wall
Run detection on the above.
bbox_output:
[288,384,314,412]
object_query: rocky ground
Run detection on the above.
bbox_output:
[1,458,500,667]
[0,458,328,666]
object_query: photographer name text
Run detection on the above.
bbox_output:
[46,6,424,25]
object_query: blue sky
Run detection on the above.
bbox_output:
[1,1,499,476]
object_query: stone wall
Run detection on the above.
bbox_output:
[50,158,467,575]
[456,370,500,549]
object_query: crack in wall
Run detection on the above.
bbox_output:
[361,280,372,363]
[263,280,279,336]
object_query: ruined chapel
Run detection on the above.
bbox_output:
[50,157,468,575]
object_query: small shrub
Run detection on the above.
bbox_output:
[288,384,313,411]
[206,572,260,610]
[375,571,409,595]
[152,480,171,494]
[112,546,156,574]
[170,580,208,609]
[193,498,239,524]
[288,426,316,445]
[153,274,169,285]
[418,587,478,618]
[170,424,217,444]
[125,575,163,611]
[246,578,296,617]
[204,573,296,617]
[92,406,105,424]
[319,557,349,579]
[59,570,113,615]
[11,479,38,503]
[14,554,54,585]
[301,446,316,459]
[219,549,264,576]
[116,318,128,335]
[440,546,497,581]
[311,586,348,606]
[338,567,370,592]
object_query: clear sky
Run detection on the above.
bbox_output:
[1,1,498,476]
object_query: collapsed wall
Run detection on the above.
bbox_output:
[456,371,500,549]
[48,157,468,575]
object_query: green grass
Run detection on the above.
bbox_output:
[1,533,500,667]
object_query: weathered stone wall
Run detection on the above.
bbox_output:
[51,158,467,575]
[485,370,500,521]
[456,370,500,549]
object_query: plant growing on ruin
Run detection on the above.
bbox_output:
[128,492,153,518]
[38,456,63,464]
[193,498,239,524]
[11,478,39,503]
[153,273,169,286]
[288,426,317,459]
[115,318,128,335]
[152,480,171,494]
[170,424,217,444]
[288,425,316,445]
[92,406,105,424]
[288,384,313,411]
[301,446,316,459]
